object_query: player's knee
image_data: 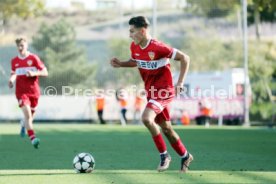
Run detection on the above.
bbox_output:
[141,114,153,127]
[162,126,173,136]
[142,117,150,126]
[24,113,33,121]
[25,116,32,122]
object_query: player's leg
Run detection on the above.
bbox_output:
[30,97,40,148]
[19,119,26,137]
[142,106,171,171]
[142,107,159,135]
[98,110,105,124]
[18,96,27,137]
[119,109,126,126]
[18,95,28,137]
[132,109,138,124]
[31,108,36,117]
[21,105,39,148]
[158,110,193,172]
[122,108,127,123]
[25,97,40,149]
[21,105,33,130]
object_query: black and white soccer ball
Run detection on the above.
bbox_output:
[73,152,95,173]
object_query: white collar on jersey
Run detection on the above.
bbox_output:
[18,51,30,60]
[139,38,152,50]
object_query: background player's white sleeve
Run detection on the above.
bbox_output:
[171,48,178,60]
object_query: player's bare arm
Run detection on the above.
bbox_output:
[8,72,17,88]
[174,50,190,94]
[110,58,137,68]
[26,68,48,77]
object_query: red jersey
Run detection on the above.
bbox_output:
[130,39,177,99]
[11,53,45,98]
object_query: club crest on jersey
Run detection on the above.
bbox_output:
[148,51,155,60]
[27,60,33,66]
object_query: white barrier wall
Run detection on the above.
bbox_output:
[0,95,136,120]
[0,95,21,119]
[0,95,244,121]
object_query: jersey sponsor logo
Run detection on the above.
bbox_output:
[15,67,38,76]
[135,53,140,56]
[15,63,19,67]
[136,58,169,70]
[27,60,33,66]
[148,51,155,60]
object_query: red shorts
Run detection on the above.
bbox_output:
[17,94,39,111]
[146,97,173,124]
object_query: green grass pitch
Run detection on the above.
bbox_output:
[0,124,276,184]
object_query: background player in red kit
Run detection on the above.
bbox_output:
[8,37,48,149]
[110,16,193,172]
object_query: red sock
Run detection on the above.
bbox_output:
[171,139,187,156]
[27,129,36,141]
[153,133,167,153]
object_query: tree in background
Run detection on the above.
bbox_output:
[183,0,276,122]
[249,41,276,121]
[32,19,96,94]
[185,0,276,40]
[0,0,44,27]
[178,32,276,121]
[247,0,276,40]
[180,33,243,71]
[185,0,239,18]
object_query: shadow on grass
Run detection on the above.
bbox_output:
[0,172,75,176]
[234,171,276,184]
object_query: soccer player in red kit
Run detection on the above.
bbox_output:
[8,37,48,149]
[110,16,193,172]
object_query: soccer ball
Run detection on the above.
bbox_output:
[73,152,95,173]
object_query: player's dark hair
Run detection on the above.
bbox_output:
[129,16,150,28]
[15,37,27,45]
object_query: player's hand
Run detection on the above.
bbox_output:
[175,82,185,96]
[26,70,36,77]
[110,58,121,68]
[8,80,14,88]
